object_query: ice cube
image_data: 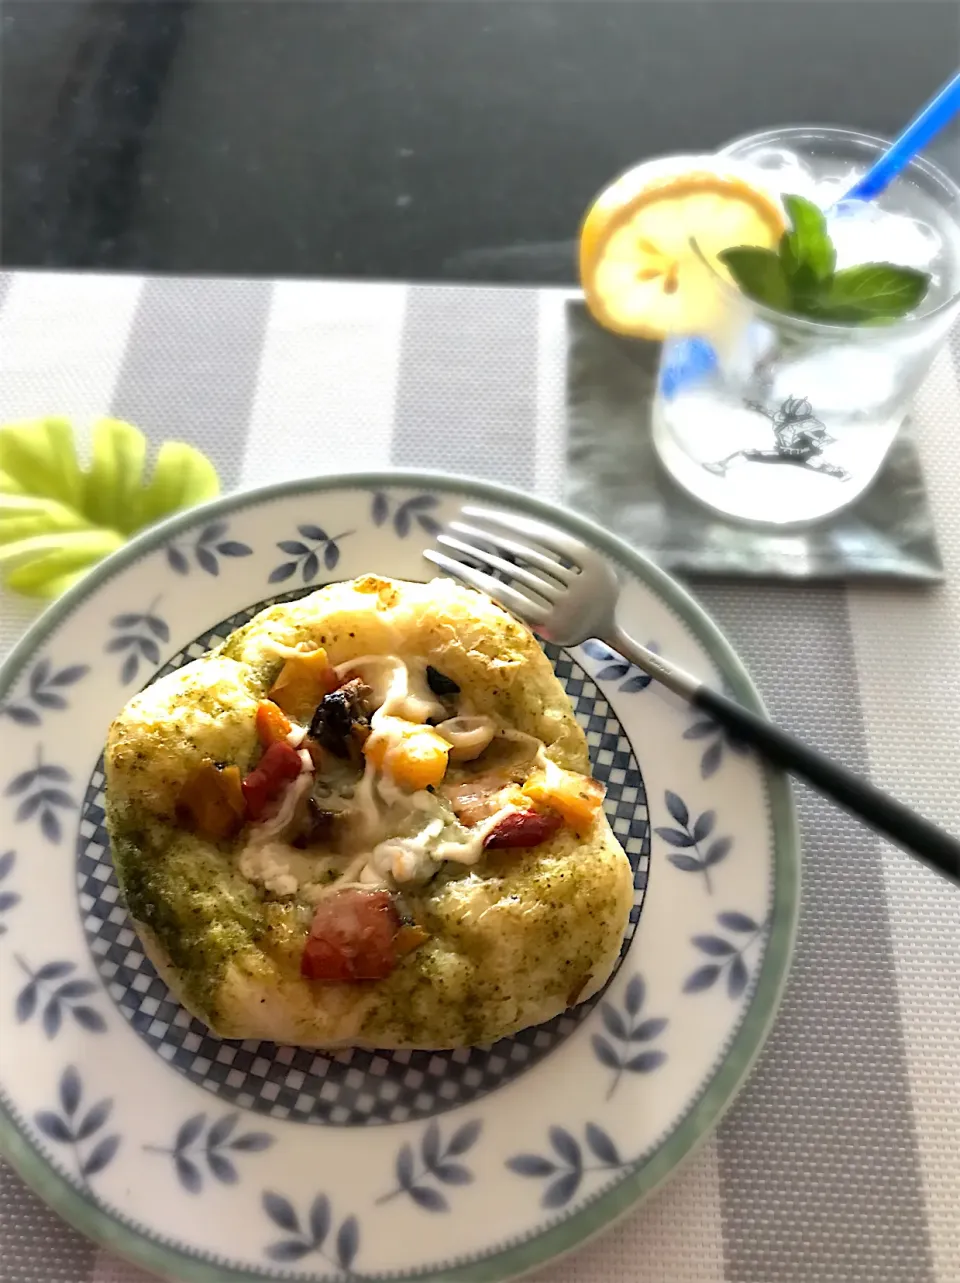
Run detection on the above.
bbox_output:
[771,344,904,417]
[749,146,810,177]
[743,146,820,198]
[826,204,944,272]
[886,215,944,271]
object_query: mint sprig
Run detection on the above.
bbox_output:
[719,193,930,324]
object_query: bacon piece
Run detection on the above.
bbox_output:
[301,888,403,981]
[442,773,514,827]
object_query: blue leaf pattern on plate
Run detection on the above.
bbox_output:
[0,850,20,934]
[506,1123,632,1208]
[34,1066,120,1183]
[145,1111,274,1193]
[370,492,441,539]
[5,749,75,844]
[262,1192,360,1271]
[14,955,106,1036]
[590,974,668,1098]
[164,522,253,577]
[269,524,354,584]
[0,659,89,727]
[580,640,659,694]
[683,712,750,779]
[105,602,169,685]
[655,790,732,892]
[377,1119,482,1213]
[684,911,765,998]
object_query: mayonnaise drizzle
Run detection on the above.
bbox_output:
[335,654,447,726]
[244,651,547,896]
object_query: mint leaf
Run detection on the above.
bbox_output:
[723,193,931,325]
[791,302,880,325]
[718,247,792,311]
[815,263,930,319]
[780,194,835,285]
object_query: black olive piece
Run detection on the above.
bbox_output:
[426,665,460,697]
[292,799,338,849]
[309,678,370,758]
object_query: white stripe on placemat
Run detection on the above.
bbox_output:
[390,286,728,1277]
[392,285,538,488]
[0,271,144,662]
[846,345,960,1282]
[393,283,729,1277]
[0,271,143,427]
[693,583,935,1282]
[241,280,407,487]
[111,277,273,492]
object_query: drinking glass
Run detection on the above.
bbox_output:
[651,127,960,525]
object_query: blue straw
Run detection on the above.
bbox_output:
[844,69,960,201]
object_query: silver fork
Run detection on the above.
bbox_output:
[425,504,960,887]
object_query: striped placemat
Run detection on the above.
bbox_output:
[1,271,958,1283]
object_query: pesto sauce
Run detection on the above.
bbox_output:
[111,820,267,1020]
[356,849,612,1046]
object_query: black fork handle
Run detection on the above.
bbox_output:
[606,628,960,887]
[696,685,960,886]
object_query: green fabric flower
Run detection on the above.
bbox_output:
[0,418,220,598]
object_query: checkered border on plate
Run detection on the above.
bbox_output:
[76,599,650,1127]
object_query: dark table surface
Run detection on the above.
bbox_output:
[3,0,959,286]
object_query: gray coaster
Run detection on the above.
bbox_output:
[564,302,943,582]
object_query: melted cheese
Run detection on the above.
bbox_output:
[239,652,542,897]
[340,657,536,884]
[239,841,311,898]
[335,654,446,725]
[237,753,315,895]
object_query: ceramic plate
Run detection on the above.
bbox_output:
[0,473,799,1283]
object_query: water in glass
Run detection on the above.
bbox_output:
[652,128,960,525]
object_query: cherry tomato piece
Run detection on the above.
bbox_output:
[242,740,302,821]
[483,808,563,850]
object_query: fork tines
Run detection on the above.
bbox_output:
[422,505,580,625]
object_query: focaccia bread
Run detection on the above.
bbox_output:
[104,575,634,1048]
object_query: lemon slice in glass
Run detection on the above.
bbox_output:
[579,157,786,339]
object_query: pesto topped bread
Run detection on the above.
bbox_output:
[105,575,633,1048]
